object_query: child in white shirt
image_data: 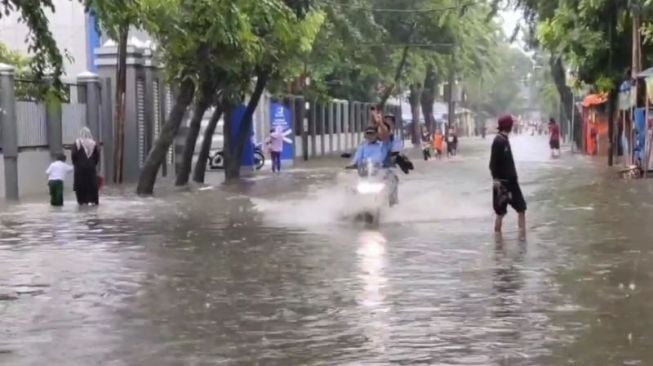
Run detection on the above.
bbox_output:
[46,153,73,206]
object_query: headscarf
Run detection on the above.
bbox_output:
[76,127,96,158]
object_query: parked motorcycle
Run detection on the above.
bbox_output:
[209,144,265,170]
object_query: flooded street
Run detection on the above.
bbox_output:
[2,135,653,365]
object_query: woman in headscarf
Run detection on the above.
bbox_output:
[71,127,100,205]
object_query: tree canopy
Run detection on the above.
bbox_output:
[4,0,526,190]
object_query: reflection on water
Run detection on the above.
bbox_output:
[1,136,653,365]
[356,231,389,358]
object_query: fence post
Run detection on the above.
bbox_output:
[77,72,101,143]
[328,102,335,153]
[301,97,308,161]
[320,103,326,156]
[0,63,19,200]
[310,99,317,157]
[348,101,354,149]
[95,40,145,182]
[45,82,63,159]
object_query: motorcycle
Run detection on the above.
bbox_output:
[342,159,398,225]
[209,143,265,170]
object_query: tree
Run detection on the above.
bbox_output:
[136,0,263,194]
[175,79,218,186]
[85,0,142,183]
[135,0,323,192]
[221,4,325,182]
[464,45,531,118]
[495,0,643,155]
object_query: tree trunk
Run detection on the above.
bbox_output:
[175,84,216,186]
[192,102,225,184]
[549,57,582,148]
[408,83,422,146]
[224,71,270,182]
[113,25,128,184]
[421,64,437,134]
[378,22,418,108]
[136,78,195,195]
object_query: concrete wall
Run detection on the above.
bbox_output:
[0,150,73,200]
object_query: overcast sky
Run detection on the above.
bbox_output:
[500,9,521,40]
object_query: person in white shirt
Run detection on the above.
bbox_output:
[45,153,74,206]
[266,127,284,172]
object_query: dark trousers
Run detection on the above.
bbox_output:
[48,180,64,206]
[271,151,281,172]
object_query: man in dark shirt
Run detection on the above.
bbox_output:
[548,117,561,158]
[490,115,526,237]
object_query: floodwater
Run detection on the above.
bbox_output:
[1,135,653,365]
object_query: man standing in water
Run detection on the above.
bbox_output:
[548,117,561,158]
[490,115,526,238]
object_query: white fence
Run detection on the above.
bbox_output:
[16,101,48,147]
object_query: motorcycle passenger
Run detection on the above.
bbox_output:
[347,126,387,169]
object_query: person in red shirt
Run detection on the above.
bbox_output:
[548,118,561,158]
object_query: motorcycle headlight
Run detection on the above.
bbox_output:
[356,182,385,194]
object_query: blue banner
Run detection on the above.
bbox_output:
[230,104,254,167]
[270,102,294,161]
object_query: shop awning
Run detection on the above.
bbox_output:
[582,93,608,107]
[646,76,653,101]
[637,67,653,78]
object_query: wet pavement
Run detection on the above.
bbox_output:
[2,135,653,365]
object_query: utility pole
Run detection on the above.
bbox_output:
[607,4,617,167]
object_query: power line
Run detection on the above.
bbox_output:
[357,42,454,48]
[324,1,477,13]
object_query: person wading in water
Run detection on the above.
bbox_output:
[548,117,561,158]
[71,127,100,205]
[489,115,526,239]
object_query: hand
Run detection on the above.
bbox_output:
[493,180,502,189]
[371,110,382,125]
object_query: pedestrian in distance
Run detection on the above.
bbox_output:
[71,127,100,206]
[548,117,561,158]
[447,127,458,157]
[267,127,284,173]
[432,128,445,159]
[421,126,432,160]
[46,153,74,206]
[490,115,527,239]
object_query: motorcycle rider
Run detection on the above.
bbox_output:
[347,126,387,169]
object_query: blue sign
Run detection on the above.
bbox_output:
[230,104,254,168]
[634,108,647,164]
[270,102,294,161]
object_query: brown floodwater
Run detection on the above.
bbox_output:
[1,135,652,365]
